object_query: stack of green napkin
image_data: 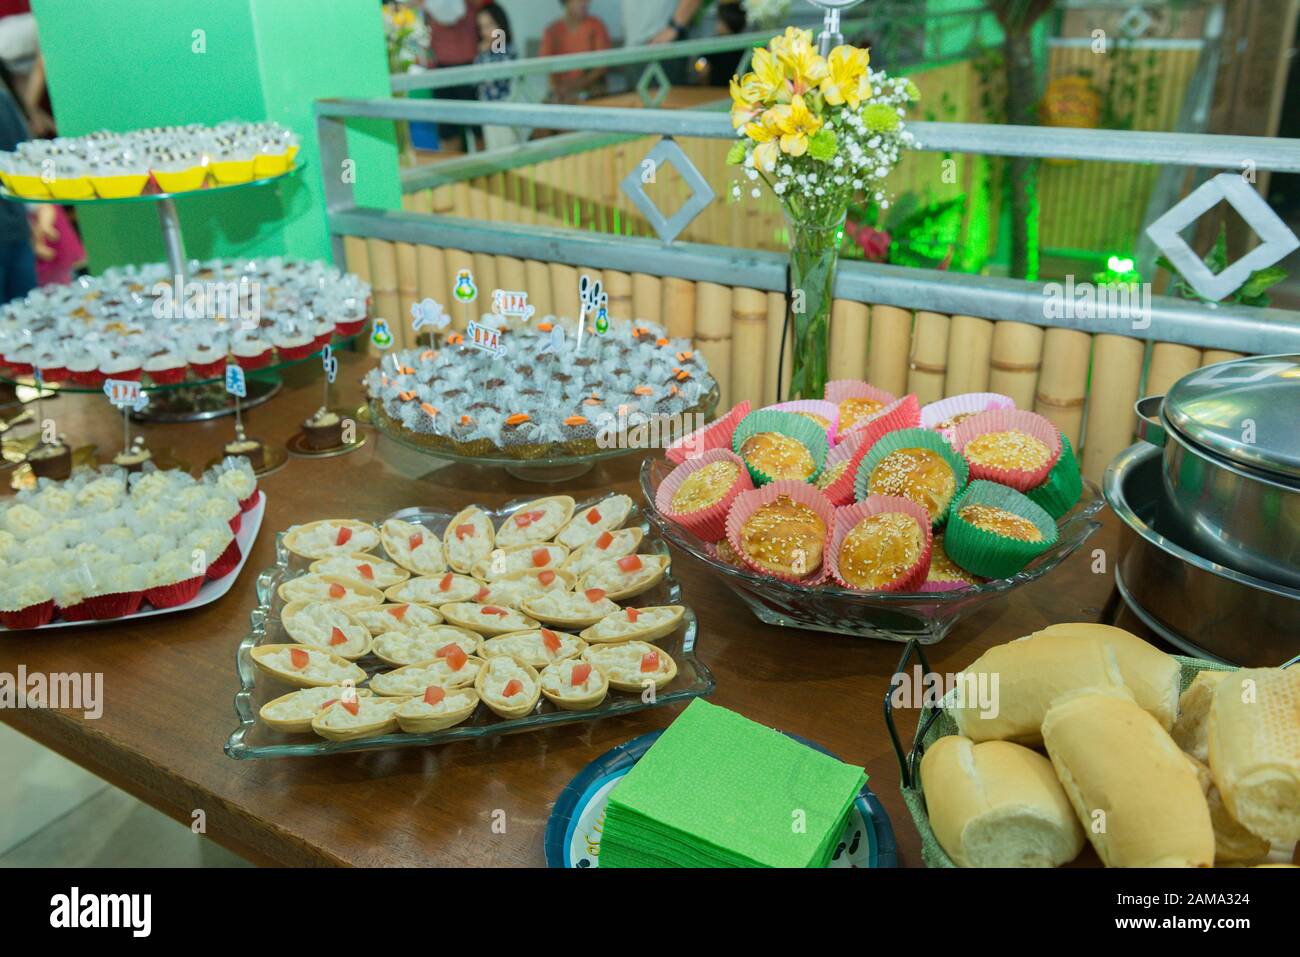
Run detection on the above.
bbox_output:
[600,699,867,867]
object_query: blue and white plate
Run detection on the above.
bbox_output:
[544,730,898,868]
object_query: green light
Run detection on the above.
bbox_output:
[1108,255,1134,273]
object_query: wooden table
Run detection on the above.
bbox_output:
[0,354,1145,867]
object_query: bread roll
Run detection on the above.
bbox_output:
[1172,670,1229,763]
[1207,667,1300,845]
[1186,755,1272,866]
[1042,691,1214,867]
[920,735,1085,867]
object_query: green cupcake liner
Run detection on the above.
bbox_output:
[1025,431,1083,520]
[853,427,969,528]
[732,408,828,486]
[944,480,1058,579]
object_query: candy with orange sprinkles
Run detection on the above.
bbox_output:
[420,403,439,417]
[505,412,531,426]
[564,415,589,426]
[634,385,653,396]
[398,390,416,401]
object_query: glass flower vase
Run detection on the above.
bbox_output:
[784,206,847,400]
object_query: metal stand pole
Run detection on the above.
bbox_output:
[157,197,187,282]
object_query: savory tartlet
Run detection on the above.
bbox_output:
[281,601,373,660]
[477,569,574,609]
[474,654,542,719]
[579,604,684,645]
[577,553,669,601]
[309,552,410,589]
[519,587,621,628]
[259,685,372,733]
[736,495,826,578]
[480,627,586,669]
[368,654,485,695]
[863,447,957,520]
[495,495,575,548]
[737,431,816,481]
[439,602,540,636]
[283,519,381,560]
[561,527,644,577]
[311,694,406,741]
[370,626,482,668]
[554,494,633,549]
[250,643,367,689]
[380,518,448,575]
[470,543,568,581]
[276,574,385,611]
[582,640,677,692]
[443,505,495,573]
[384,572,483,606]
[394,685,480,733]
[352,601,444,636]
[835,511,927,590]
[539,658,609,711]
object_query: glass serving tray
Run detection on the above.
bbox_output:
[367,384,720,483]
[639,457,1105,644]
[224,497,715,759]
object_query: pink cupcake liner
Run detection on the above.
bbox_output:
[824,380,897,407]
[921,392,1016,442]
[952,408,1063,493]
[724,480,836,586]
[655,448,752,542]
[239,488,261,513]
[765,400,840,448]
[229,512,242,535]
[916,579,972,594]
[0,599,56,629]
[205,538,242,580]
[61,591,145,621]
[827,495,933,593]
[144,576,205,609]
[841,394,922,451]
[665,400,751,464]
[816,430,872,506]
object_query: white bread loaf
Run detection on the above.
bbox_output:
[1207,667,1300,845]
[1042,691,1214,867]
[1186,755,1271,866]
[951,624,1178,744]
[1173,670,1230,763]
[919,735,1084,867]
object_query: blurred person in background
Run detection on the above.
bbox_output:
[0,64,38,302]
[473,2,521,150]
[424,0,487,152]
[701,0,746,87]
[540,0,612,104]
[623,0,702,87]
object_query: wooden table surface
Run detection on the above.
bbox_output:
[0,354,1143,867]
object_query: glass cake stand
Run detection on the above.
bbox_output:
[367,384,721,483]
[640,456,1105,644]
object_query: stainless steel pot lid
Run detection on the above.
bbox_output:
[1164,354,1300,480]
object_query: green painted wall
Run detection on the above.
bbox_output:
[32,0,400,272]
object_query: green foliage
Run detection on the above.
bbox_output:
[846,192,969,270]
[1157,225,1290,307]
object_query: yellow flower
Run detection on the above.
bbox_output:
[730,75,764,128]
[774,33,828,96]
[820,45,871,110]
[770,27,815,58]
[747,48,790,103]
[770,94,823,158]
[745,110,783,171]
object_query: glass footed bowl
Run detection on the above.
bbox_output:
[640,457,1105,644]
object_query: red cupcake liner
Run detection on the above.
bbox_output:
[103,368,142,382]
[205,537,242,580]
[146,365,188,385]
[61,590,144,621]
[952,408,1063,493]
[69,369,106,387]
[144,576,205,609]
[38,367,69,383]
[827,495,933,593]
[841,394,922,451]
[239,488,261,513]
[228,511,242,534]
[190,359,226,379]
[665,400,751,464]
[724,480,836,586]
[275,342,316,361]
[816,430,872,506]
[335,319,366,337]
[0,599,56,629]
[5,361,34,375]
[655,448,752,541]
[312,331,335,350]
[234,350,272,370]
[765,399,840,448]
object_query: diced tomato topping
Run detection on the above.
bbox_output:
[289,647,310,669]
[455,523,475,540]
[356,563,374,580]
[329,626,348,646]
[341,699,360,716]
[626,607,640,623]
[320,699,337,711]
[618,555,643,572]
[595,531,613,549]
[541,628,561,652]
[482,605,507,616]
[388,604,408,620]
[502,679,523,698]
[423,685,446,706]
[532,548,550,567]
[328,583,346,598]
[538,570,556,586]
[570,663,592,687]
[335,526,353,547]
[409,533,424,551]
[439,644,468,670]
[585,588,606,603]
[439,572,454,592]
[513,512,533,528]
[586,508,602,525]
[475,586,491,601]
[640,651,660,673]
